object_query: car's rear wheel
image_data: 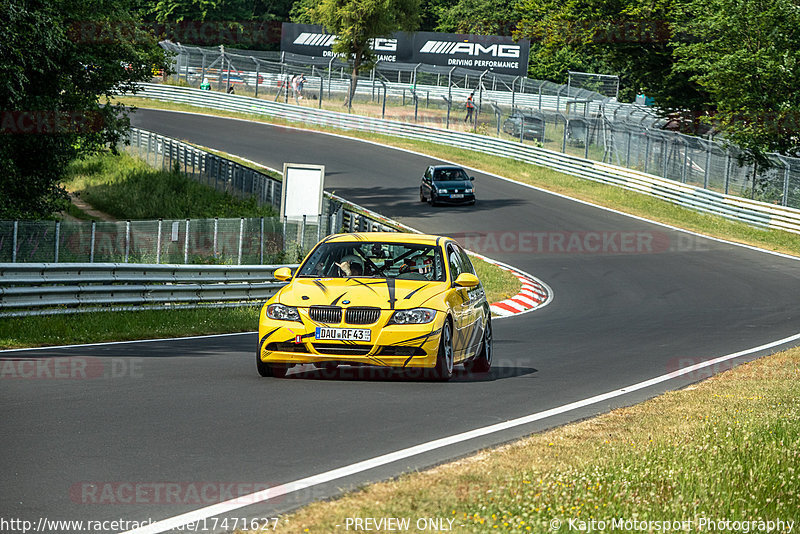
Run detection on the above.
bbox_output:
[256,351,289,378]
[465,318,492,373]
[428,320,454,381]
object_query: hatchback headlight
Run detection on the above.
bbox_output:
[267,303,301,322]
[437,188,447,194]
[466,188,474,193]
[388,308,436,325]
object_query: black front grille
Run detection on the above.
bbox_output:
[309,306,342,323]
[313,343,372,356]
[377,346,426,357]
[345,307,381,325]
[265,342,308,353]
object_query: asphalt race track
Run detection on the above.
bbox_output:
[3,108,800,532]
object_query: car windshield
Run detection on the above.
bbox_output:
[297,241,446,281]
[433,168,469,182]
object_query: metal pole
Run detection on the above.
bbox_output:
[300,215,307,250]
[260,217,264,264]
[782,158,790,206]
[724,153,731,195]
[184,219,190,264]
[156,219,162,264]
[328,56,334,99]
[511,76,519,111]
[11,220,17,263]
[282,216,287,254]
[213,217,218,258]
[125,220,131,263]
[253,58,260,98]
[90,220,96,263]
[443,96,451,129]
[237,217,244,265]
[703,140,711,189]
[54,221,60,263]
[379,80,387,118]
[447,66,455,104]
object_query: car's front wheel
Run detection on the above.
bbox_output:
[465,318,492,373]
[428,320,454,381]
[419,187,426,202]
[256,351,289,378]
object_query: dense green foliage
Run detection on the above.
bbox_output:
[306,0,421,104]
[0,0,167,219]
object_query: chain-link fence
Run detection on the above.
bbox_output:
[0,216,322,265]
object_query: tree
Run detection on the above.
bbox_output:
[515,0,710,111]
[0,0,167,219]
[308,0,421,106]
[672,0,800,160]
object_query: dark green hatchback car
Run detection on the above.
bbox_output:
[419,165,476,206]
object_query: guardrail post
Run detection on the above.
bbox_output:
[184,219,190,264]
[125,220,131,263]
[12,220,18,263]
[156,219,162,264]
[237,217,244,265]
[90,220,96,263]
[54,221,60,263]
[213,217,219,259]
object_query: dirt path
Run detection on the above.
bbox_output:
[68,193,117,222]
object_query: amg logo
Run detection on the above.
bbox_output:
[419,41,520,58]
[292,33,397,52]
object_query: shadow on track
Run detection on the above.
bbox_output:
[280,364,537,382]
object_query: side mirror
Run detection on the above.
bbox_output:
[274,267,293,281]
[454,273,479,288]
[469,176,475,181]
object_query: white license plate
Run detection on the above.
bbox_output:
[450,194,464,198]
[315,327,371,341]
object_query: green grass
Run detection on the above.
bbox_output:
[64,151,276,220]
[0,306,260,349]
[253,347,800,533]
[473,257,522,304]
[115,96,800,257]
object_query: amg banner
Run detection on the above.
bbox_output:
[281,23,530,76]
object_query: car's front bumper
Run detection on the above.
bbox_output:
[258,311,445,369]
[433,193,476,204]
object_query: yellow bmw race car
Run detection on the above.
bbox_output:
[257,232,492,381]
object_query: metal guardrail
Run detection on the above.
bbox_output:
[128,83,800,234]
[0,263,296,317]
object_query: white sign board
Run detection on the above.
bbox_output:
[280,163,325,219]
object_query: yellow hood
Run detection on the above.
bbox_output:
[278,277,446,310]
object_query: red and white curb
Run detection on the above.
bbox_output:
[467,252,553,318]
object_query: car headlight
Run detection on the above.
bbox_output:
[437,188,447,194]
[388,308,436,325]
[466,188,474,193]
[266,303,301,322]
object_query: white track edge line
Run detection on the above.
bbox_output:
[0,331,256,354]
[121,330,800,534]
